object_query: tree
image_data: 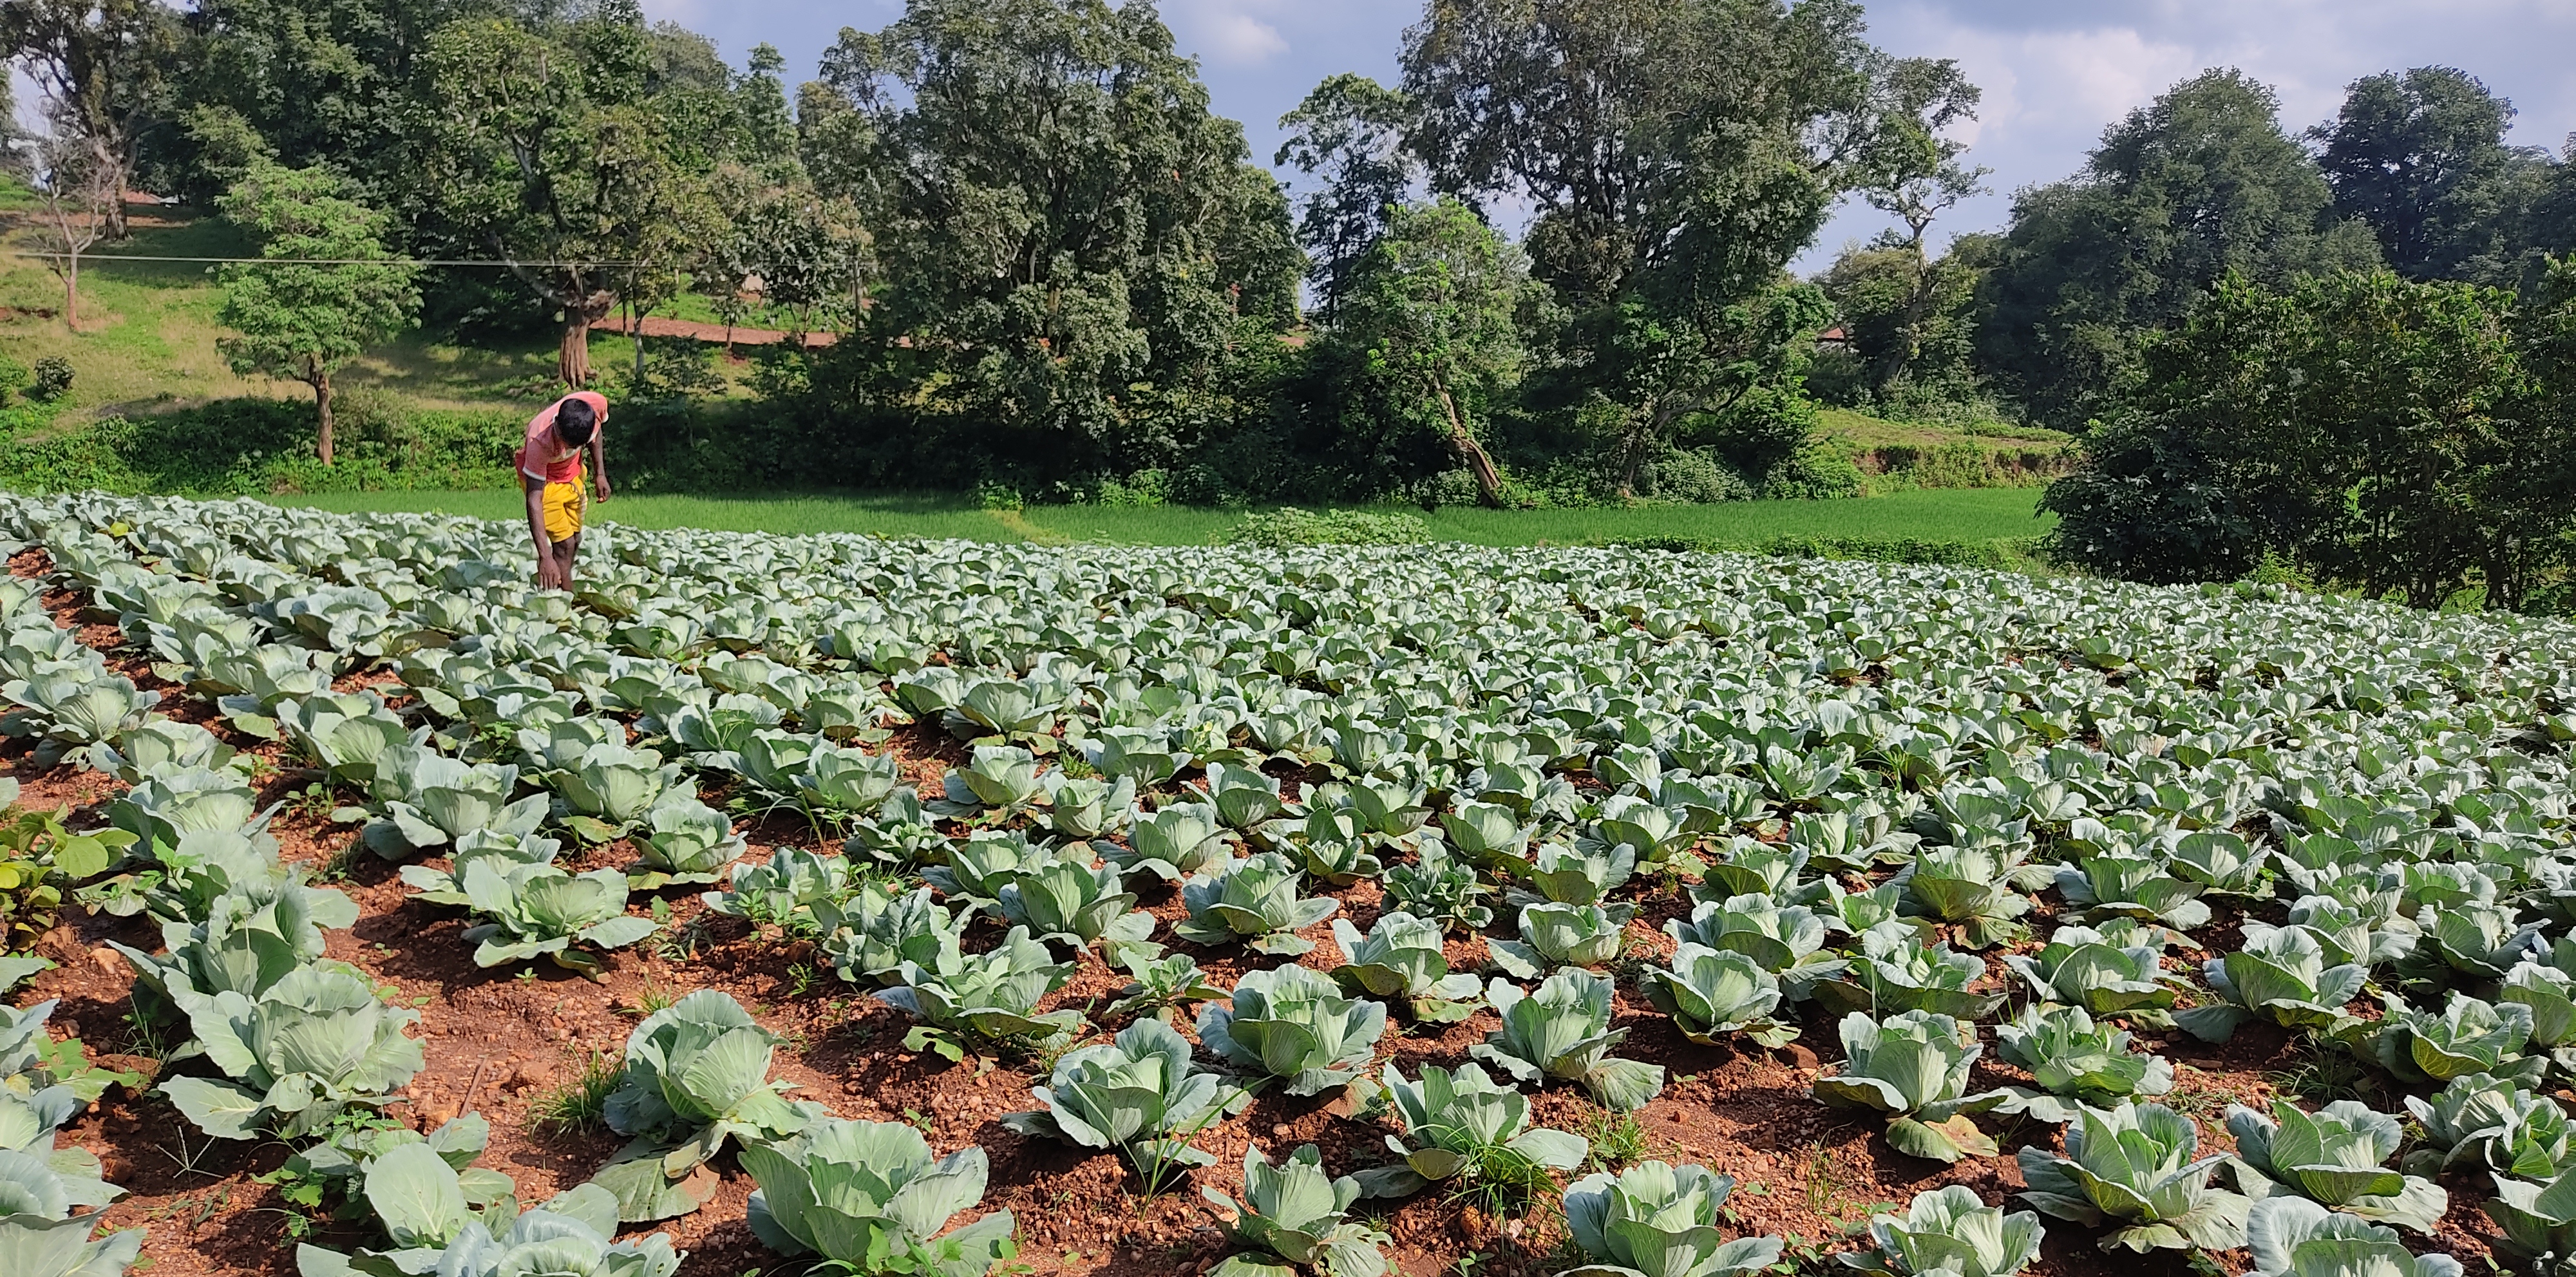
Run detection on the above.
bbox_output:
[805,0,1303,486]
[1821,56,1991,407]
[1275,74,1416,325]
[2044,268,2570,610]
[1326,199,1531,505]
[1403,0,1949,493]
[160,0,471,202]
[2315,67,2537,283]
[214,162,421,465]
[3,0,179,241]
[402,6,721,387]
[12,121,115,331]
[1814,238,1985,408]
[1977,70,2382,429]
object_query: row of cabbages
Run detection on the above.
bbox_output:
[15,491,2576,1271]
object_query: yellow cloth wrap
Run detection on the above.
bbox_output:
[542,472,586,543]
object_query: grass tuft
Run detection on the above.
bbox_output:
[531,1050,623,1135]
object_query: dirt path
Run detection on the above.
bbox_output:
[601,314,838,349]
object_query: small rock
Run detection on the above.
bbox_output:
[90,947,122,976]
[843,1080,864,1095]
[418,1101,460,1127]
[1781,1043,1819,1070]
[1270,1122,1291,1137]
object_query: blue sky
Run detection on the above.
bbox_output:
[641,0,2576,272]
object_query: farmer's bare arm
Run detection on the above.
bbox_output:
[524,473,562,589]
[591,432,612,501]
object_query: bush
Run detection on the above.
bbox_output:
[29,356,73,403]
[1758,439,1866,500]
[0,355,29,406]
[1226,507,1430,547]
[1643,449,1752,504]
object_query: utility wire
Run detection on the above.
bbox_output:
[6,251,649,267]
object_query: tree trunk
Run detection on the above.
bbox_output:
[309,357,335,466]
[61,257,77,332]
[1435,383,1505,507]
[558,290,616,388]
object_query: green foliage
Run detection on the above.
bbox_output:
[1350,1062,1586,1202]
[1225,508,1431,548]
[2013,1101,2249,1253]
[1842,1186,2043,1277]
[1196,963,1387,1097]
[1470,970,1663,1112]
[739,1117,1017,1276]
[214,160,421,462]
[2223,1099,2448,1234]
[592,990,813,1222]
[1557,1160,1781,1277]
[1202,1144,1390,1277]
[0,782,135,951]
[158,965,424,1140]
[0,1145,141,1277]
[27,358,72,404]
[999,1019,1245,1180]
[1810,1011,2009,1164]
[1978,70,2382,428]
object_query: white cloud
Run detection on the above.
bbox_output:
[1165,1,1293,68]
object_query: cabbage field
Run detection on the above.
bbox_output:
[0,491,2567,1277]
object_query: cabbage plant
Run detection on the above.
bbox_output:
[2248,1197,2460,1277]
[1001,1019,1246,1181]
[2175,926,2367,1043]
[276,692,422,789]
[1379,844,1492,933]
[2052,851,2209,931]
[1350,1063,1585,1200]
[112,882,361,1019]
[995,852,1155,955]
[1842,1185,2043,1277]
[160,965,424,1139]
[360,747,546,859]
[1111,802,1233,882]
[1202,1144,1390,1277]
[1486,903,1624,978]
[1105,951,1230,1024]
[739,1117,1016,1277]
[1176,853,1338,956]
[1472,970,1665,1112]
[84,718,231,784]
[0,1147,141,1277]
[1198,964,1387,1097]
[1557,1160,1781,1277]
[594,990,814,1222]
[2,668,159,754]
[1663,893,1844,1000]
[1892,844,2041,947]
[1814,926,2003,1020]
[457,860,656,974]
[923,830,1052,913]
[2014,1101,2247,1251]
[1639,943,1795,1048]
[1506,842,1635,912]
[1327,912,1481,1021]
[823,885,967,987]
[877,927,1084,1061]
[705,846,855,935]
[2223,1100,2447,1234]
[1810,1011,2009,1164]
[2402,1072,2572,1178]
[625,791,746,889]
[1991,1005,2174,1122]
[2354,990,2543,1086]
[334,1183,680,1277]
[399,829,561,907]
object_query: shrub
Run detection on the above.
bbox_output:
[1226,507,1430,548]
[28,357,71,403]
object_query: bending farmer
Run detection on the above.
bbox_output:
[518,391,612,590]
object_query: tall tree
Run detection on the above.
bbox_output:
[1404,0,1935,490]
[215,162,422,464]
[162,0,478,202]
[1977,69,2382,429]
[12,116,115,330]
[3,0,179,240]
[806,0,1302,484]
[1275,74,1417,325]
[2315,66,2533,283]
[1818,56,1990,406]
[1325,199,1531,505]
[403,6,721,386]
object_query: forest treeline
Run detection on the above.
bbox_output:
[8,1,2576,604]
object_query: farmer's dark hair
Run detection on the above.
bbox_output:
[554,397,598,446]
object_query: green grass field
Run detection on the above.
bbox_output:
[264,486,2054,548]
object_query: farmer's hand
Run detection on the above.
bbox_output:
[594,475,612,503]
[536,558,568,591]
